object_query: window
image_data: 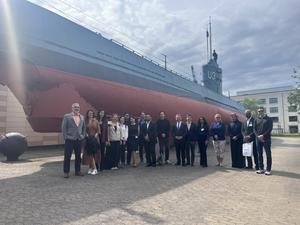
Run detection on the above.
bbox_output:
[257,98,266,104]
[289,116,298,122]
[269,107,278,113]
[289,126,299,133]
[288,106,297,112]
[270,117,279,123]
[269,97,278,104]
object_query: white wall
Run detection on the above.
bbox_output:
[232,90,300,134]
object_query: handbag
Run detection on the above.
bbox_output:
[242,142,253,157]
[132,151,140,167]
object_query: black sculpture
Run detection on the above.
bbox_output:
[0,132,27,161]
[213,49,218,62]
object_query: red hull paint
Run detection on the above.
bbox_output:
[0,63,244,132]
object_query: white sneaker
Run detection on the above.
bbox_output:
[256,170,264,174]
[91,169,98,175]
[165,160,171,165]
[88,169,92,175]
[112,167,119,170]
[265,171,271,176]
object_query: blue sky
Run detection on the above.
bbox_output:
[30,0,300,95]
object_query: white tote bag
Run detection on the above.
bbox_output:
[242,142,253,157]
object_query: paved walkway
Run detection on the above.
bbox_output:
[0,137,299,225]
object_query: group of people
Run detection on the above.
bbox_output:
[61,103,273,178]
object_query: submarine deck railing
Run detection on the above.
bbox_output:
[109,38,193,82]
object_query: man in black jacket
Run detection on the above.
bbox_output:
[138,112,146,163]
[228,113,245,168]
[156,111,171,164]
[172,114,187,166]
[185,114,198,166]
[141,114,157,167]
[254,106,273,175]
[242,110,259,170]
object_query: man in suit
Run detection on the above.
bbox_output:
[61,103,86,178]
[242,110,259,170]
[138,112,146,163]
[172,114,187,166]
[156,111,171,164]
[185,114,198,166]
[254,106,273,175]
[141,114,157,167]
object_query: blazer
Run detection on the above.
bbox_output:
[141,121,157,143]
[197,123,209,141]
[210,122,226,141]
[254,115,273,140]
[108,122,121,142]
[172,122,187,139]
[242,117,255,142]
[61,113,86,141]
[185,122,198,142]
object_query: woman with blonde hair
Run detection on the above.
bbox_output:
[106,113,121,170]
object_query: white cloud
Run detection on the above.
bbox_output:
[30,0,300,94]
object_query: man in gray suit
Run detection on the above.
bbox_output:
[62,103,86,178]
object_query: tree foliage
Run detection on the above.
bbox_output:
[288,67,300,112]
[239,98,259,114]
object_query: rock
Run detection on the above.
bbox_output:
[0,133,27,161]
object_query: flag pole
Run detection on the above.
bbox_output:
[206,25,209,63]
[209,16,212,60]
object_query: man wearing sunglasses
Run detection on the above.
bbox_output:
[254,106,273,175]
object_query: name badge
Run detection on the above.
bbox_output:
[249,123,253,127]
[201,128,204,131]
[135,136,138,139]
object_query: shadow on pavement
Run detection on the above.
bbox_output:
[271,170,300,180]
[0,148,223,225]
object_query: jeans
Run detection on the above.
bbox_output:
[158,137,169,161]
[63,139,82,173]
[185,141,196,165]
[256,138,272,171]
[120,143,126,164]
[198,140,207,167]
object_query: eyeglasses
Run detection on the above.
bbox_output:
[257,110,263,112]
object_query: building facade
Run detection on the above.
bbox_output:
[232,86,300,134]
[0,84,63,146]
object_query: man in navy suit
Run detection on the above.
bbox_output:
[141,114,157,167]
[172,114,187,166]
[185,114,198,166]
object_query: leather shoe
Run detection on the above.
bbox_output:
[75,171,84,176]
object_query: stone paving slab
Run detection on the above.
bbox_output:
[0,137,299,225]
